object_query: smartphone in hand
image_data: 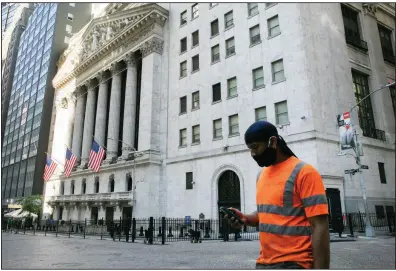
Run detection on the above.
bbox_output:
[219,206,244,225]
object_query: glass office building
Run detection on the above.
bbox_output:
[1,3,19,35]
[1,3,91,204]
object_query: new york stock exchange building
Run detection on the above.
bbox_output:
[44,3,395,223]
[45,3,261,223]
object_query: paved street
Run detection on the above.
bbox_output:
[1,232,395,269]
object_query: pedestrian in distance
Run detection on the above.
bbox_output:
[223,121,330,269]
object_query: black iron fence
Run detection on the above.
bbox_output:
[3,212,395,244]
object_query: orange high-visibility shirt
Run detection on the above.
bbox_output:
[256,156,328,269]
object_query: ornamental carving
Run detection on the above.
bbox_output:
[109,61,123,74]
[81,18,137,61]
[97,70,110,83]
[140,36,164,57]
[123,53,137,67]
[362,3,377,17]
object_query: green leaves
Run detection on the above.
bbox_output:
[15,194,42,215]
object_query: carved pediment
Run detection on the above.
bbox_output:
[53,3,168,89]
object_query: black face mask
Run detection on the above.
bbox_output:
[253,147,277,167]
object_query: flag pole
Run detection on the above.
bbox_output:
[92,135,107,150]
[44,152,65,167]
[64,144,81,159]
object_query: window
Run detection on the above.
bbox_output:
[255,106,267,121]
[192,91,199,109]
[64,36,70,44]
[180,37,187,53]
[227,77,237,97]
[224,11,233,28]
[390,86,396,118]
[378,25,395,64]
[192,125,200,144]
[272,59,285,82]
[385,206,395,218]
[180,61,187,78]
[180,10,187,26]
[211,19,219,36]
[212,83,221,102]
[275,100,289,125]
[229,114,239,136]
[70,181,75,195]
[60,182,64,195]
[375,205,385,219]
[66,24,72,34]
[109,179,115,192]
[211,44,220,63]
[248,3,259,16]
[180,96,187,114]
[186,172,193,190]
[69,3,75,7]
[266,3,277,8]
[82,180,86,194]
[213,119,222,139]
[192,4,199,19]
[253,67,264,88]
[268,15,280,37]
[94,179,99,193]
[209,3,218,8]
[226,37,235,56]
[180,128,187,147]
[67,13,74,21]
[378,162,386,184]
[192,54,199,72]
[341,4,368,52]
[192,30,199,47]
[352,70,380,140]
[250,24,261,45]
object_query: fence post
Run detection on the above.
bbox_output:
[119,216,122,241]
[387,214,393,233]
[358,212,364,232]
[23,222,26,235]
[132,218,136,243]
[45,220,47,236]
[68,219,71,238]
[56,220,58,237]
[84,219,86,239]
[149,217,154,244]
[33,222,35,235]
[100,218,103,240]
[347,213,354,237]
[162,217,166,245]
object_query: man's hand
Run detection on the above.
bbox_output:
[224,208,259,229]
[308,214,330,269]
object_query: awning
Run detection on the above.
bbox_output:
[4,209,22,218]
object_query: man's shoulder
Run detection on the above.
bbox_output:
[296,159,322,179]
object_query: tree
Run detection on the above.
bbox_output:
[15,194,42,215]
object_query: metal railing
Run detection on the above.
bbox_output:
[345,35,368,52]
[5,212,394,244]
[363,128,386,141]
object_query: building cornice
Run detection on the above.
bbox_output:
[53,4,168,90]
[377,3,395,18]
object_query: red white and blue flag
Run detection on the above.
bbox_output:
[64,148,77,177]
[88,139,105,172]
[43,155,57,181]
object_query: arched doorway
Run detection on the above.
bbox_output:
[217,170,241,234]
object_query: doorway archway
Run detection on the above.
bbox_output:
[217,170,241,234]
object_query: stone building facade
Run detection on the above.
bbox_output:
[44,3,395,223]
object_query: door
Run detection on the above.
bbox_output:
[122,206,132,220]
[217,170,241,235]
[325,188,342,230]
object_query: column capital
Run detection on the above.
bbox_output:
[74,86,86,97]
[86,79,97,91]
[97,70,110,84]
[109,61,123,75]
[362,3,377,17]
[140,37,164,58]
[123,52,137,67]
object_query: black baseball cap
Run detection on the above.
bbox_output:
[244,121,297,157]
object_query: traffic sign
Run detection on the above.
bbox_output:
[361,165,369,169]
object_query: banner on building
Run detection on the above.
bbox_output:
[337,111,356,150]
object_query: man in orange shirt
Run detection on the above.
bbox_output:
[226,121,330,269]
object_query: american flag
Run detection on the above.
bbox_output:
[64,148,77,177]
[88,139,105,172]
[43,155,57,181]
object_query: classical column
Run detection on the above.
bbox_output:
[120,53,138,159]
[94,71,110,146]
[138,37,164,151]
[80,80,97,169]
[104,62,123,163]
[71,86,86,165]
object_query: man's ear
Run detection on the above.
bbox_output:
[268,136,277,149]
